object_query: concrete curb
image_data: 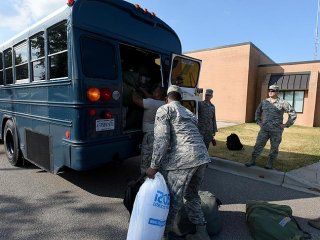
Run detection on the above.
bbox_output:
[209,157,320,196]
[283,172,320,195]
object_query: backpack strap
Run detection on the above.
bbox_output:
[290,215,312,239]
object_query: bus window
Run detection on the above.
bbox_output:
[14,42,29,81]
[170,56,200,87]
[48,21,68,79]
[4,48,13,84]
[81,36,117,79]
[0,52,3,85]
[30,32,45,81]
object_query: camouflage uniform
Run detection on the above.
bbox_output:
[251,97,297,167]
[198,101,218,149]
[140,132,155,173]
[150,101,211,234]
[140,99,164,173]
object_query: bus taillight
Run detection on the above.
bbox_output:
[104,111,112,119]
[87,87,100,102]
[65,131,70,139]
[100,88,112,101]
[88,109,97,116]
[67,0,74,6]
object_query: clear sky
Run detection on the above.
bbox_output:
[0,0,318,63]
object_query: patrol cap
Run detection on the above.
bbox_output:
[205,89,213,96]
[268,85,279,91]
[167,85,182,95]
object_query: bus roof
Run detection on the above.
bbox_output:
[0,0,181,53]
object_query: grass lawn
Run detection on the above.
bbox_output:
[208,123,320,172]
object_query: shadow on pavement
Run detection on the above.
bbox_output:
[58,156,141,198]
[0,193,128,240]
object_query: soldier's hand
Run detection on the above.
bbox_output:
[280,124,285,129]
[146,167,158,179]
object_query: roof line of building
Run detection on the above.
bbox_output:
[259,60,320,67]
[184,41,252,54]
[184,42,320,66]
[183,41,275,62]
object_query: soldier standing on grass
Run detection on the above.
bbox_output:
[146,85,211,240]
[198,89,218,149]
[245,84,297,169]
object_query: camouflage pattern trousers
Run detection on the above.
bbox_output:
[161,164,207,234]
[252,127,283,167]
[140,131,154,173]
[202,134,212,150]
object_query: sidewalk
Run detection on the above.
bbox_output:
[208,157,320,196]
[212,121,320,196]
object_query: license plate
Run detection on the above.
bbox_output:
[96,119,115,131]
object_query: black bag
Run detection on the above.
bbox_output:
[123,173,146,215]
[226,133,243,150]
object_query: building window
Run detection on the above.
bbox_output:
[48,21,68,79]
[279,90,304,113]
[30,32,46,81]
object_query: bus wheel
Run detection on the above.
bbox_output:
[4,120,22,166]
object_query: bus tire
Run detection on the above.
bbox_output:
[4,120,22,166]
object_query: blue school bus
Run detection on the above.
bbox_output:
[0,0,201,173]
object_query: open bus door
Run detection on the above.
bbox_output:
[169,54,202,115]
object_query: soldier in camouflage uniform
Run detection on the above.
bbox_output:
[132,86,166,173]
[198,89,218,149]
[146,85,211,240]
[245,85,297,169]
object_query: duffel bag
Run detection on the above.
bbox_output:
[174,191,222,236]
[246,201,311,240]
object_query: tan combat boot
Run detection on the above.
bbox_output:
[185,225,211,240]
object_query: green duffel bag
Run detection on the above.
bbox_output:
[246,201,312,240]
[173,191,222,237]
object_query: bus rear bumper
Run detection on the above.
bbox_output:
[69,137,141,171]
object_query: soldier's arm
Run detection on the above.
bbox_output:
[150,107,170,169]
[212,105,218,134]
[255,102,263,125]
[283,101,297,128]
[132,92,143,108]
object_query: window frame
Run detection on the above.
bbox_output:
[14,41,29,83]
[279,90,305,113]
[4,48,13,85]
[0,52,3,85]
[47,20,68,80]
[30,31,46,82]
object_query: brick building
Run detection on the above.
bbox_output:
[186,42,320,127]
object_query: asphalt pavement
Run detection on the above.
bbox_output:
[202,168,320,240]
[1,145,320,239]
